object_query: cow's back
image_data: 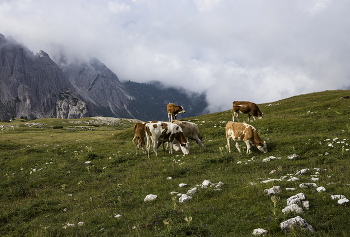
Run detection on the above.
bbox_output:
[167,103,175,113]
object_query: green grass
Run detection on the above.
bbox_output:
[1,90,350,236]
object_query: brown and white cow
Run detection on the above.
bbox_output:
[232,101,263,122]
[173,120,205,149]
[167,103,185,122]
[132,122,147,155]
[145,121,190,158]
[225,121,267,153]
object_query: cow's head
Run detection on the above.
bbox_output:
[257,141,267,153]
[179,142,190,155]
[258,113,264,119]
[179,106,185,114]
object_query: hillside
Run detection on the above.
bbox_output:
[1,90,350,236]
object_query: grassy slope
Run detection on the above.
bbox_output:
[1,90,350,236]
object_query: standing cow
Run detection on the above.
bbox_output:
[132,122,147,155]
[225,121,267,153]
[145,121,190,158]
[173,120,205,148]
[232,101,263,122]
[167,103,185,122]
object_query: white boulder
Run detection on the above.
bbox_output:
[282,204,304,214]
[338,198,349,205]
[179,194,192,203]
[201,180,212,188]
[299,183,318,188]
[252,228,268,236]
[280,216,316,234]
[144,194,157,202]
[186,187,197,196]
[316,187,326,192]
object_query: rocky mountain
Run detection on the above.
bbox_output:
[62,58,134,118]
[0,34,89,120]
[0,33,208,121]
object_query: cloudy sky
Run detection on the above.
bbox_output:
[1,0,349,112]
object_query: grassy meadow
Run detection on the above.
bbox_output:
[1,90,350,236]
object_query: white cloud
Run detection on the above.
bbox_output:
[1,0,350,113]
[108,1,131,13]
[193,0,223,12]
[311,0,332,15]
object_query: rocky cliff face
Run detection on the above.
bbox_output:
[62,58,134,118]
[0,34,76,120]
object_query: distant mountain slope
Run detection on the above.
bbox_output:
[62,58,133,118]
[122,81,208,121]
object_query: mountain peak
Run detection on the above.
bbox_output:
[0,33,6,44]
[38,50,49,58]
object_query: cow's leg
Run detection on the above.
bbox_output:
[227,137,231,152]
[169,141,173,154]
[141,137,147,154]
[152,140,159,157]
[235,141,241,153]
[233,112,239,122]
[194,135,205,148]
[136,140,140,156]
[168,113,172,122]
[146,135,151,158]
[244,140,251,153]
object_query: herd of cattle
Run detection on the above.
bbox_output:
[132,101,267,158]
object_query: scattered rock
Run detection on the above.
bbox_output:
[282,204,304,214]
[316,187,326,192]
[331,194,346,200]
[280,216,316,234]
[295,168,309,175]
[144,194,157,202]
[288,154,300,160]
[264,186,282,196]
[338,198,349,205]
[252,228,268,236]
[201,180,212,188]
[299,183,318,188]
[287,193,306,206]
[179,194,192,203]
[186,187,197,196]
[302,201,310,210]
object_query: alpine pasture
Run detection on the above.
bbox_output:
[1,90,350,236]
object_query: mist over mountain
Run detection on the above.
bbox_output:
[0,33,208,121]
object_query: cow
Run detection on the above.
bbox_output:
[232,101,263,122]
[167,103,185,122]
[225,121,267,153]
[132,122,147,155]
[145,121,190,158]
[172,120,205,149]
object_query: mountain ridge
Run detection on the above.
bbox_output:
[0,33,208,121]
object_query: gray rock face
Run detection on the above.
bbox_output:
[56,90,97,119]
[62,58,134,118]
[0,34,73,120]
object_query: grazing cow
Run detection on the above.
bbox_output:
[232,101,263,122]
[167,103,185,122]
[173,121,205,149]
[132,122,147,155]
[225,121,267,153]
[145,121,190,158]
